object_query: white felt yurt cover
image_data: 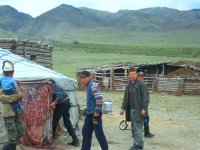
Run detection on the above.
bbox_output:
[0,48,79,142]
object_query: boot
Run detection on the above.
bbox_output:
[68,137,80,147]
[9,143,17,150]
[1,143,17,150]
[1,143,9,150]
[52,124,57,139]
[129,145,143,150]
[67,126,80,147]
[144,125,154,138]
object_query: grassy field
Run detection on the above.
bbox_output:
[2,29,200,79]
[55,29,200,46]
[52,42,200,79]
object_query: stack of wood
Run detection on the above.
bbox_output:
[0,38,18,50]
[0,38,53,69]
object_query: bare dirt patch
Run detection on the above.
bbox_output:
[1,92,200,150]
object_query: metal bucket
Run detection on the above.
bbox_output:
[103,100,112,113]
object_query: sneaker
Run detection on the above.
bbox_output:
[68,140,80,147]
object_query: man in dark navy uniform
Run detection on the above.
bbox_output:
[50,80,79,147]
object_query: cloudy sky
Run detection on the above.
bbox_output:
[0,0,199,17]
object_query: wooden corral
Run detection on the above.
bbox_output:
[183,78,200,95]
[76,61,200,95]
[77,62,166,91]
[157,78,200,96]
[0,38,53,69]
[157,78,184,95]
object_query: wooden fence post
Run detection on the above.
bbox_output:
[109,64,114,90]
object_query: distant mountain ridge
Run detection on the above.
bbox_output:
[0,4,200,39]
[0,5,32,31]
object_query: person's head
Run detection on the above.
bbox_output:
[78,70,91,85]
[49,79,59,99]
[137,72,145,80]
[2,60,14,77]
[128,67,137,81]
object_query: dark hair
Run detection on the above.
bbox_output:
[3,71,13,76]
[78,70,91,77]
[128,66,137,73]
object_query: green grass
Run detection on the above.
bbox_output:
[3,29,197,79]
[52,42,200,79]
[55,29,200,47]
[54,42,200,57]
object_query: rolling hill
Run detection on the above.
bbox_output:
[0,4,200,44]
[0,5,32,31]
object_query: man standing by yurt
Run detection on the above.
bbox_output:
[0,60,24,150]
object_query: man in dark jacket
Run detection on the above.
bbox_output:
[120,67,149,150]
[137,72,154,138]
[50,80,79,147]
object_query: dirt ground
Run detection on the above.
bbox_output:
[1,92,200,150]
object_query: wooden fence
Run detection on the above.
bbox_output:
[77,63,200,95]
[183,78,200,95]
[157,78,200,95]
[94,75,200,95]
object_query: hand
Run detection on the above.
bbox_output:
[17,93,22,100]
[94,112,99,117]
[120,109,125,115]
[141,109,146,115]
[50,101,56,109]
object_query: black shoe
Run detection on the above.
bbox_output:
[68,140,80,147]
[1,144,9,150]
[144,132,155,138]
[2,143,17,150]
[129,145,143,150]
[9,143,17,150]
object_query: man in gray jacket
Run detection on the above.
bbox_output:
[120,67,149,150]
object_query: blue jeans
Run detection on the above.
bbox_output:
[81,113,108,150]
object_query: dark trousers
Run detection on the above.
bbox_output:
[52,101,77,140]
[130,109,144,148]
[81,114,108,150]
[144,115,149,126]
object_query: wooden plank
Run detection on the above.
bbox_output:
[0,43,13,47]
[20,47,51,53]
[0,38,18,42]
[23,56,52,63]
[14,51,51,57]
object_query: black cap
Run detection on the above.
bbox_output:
[137,72,145,76]
[78,70,91,77]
